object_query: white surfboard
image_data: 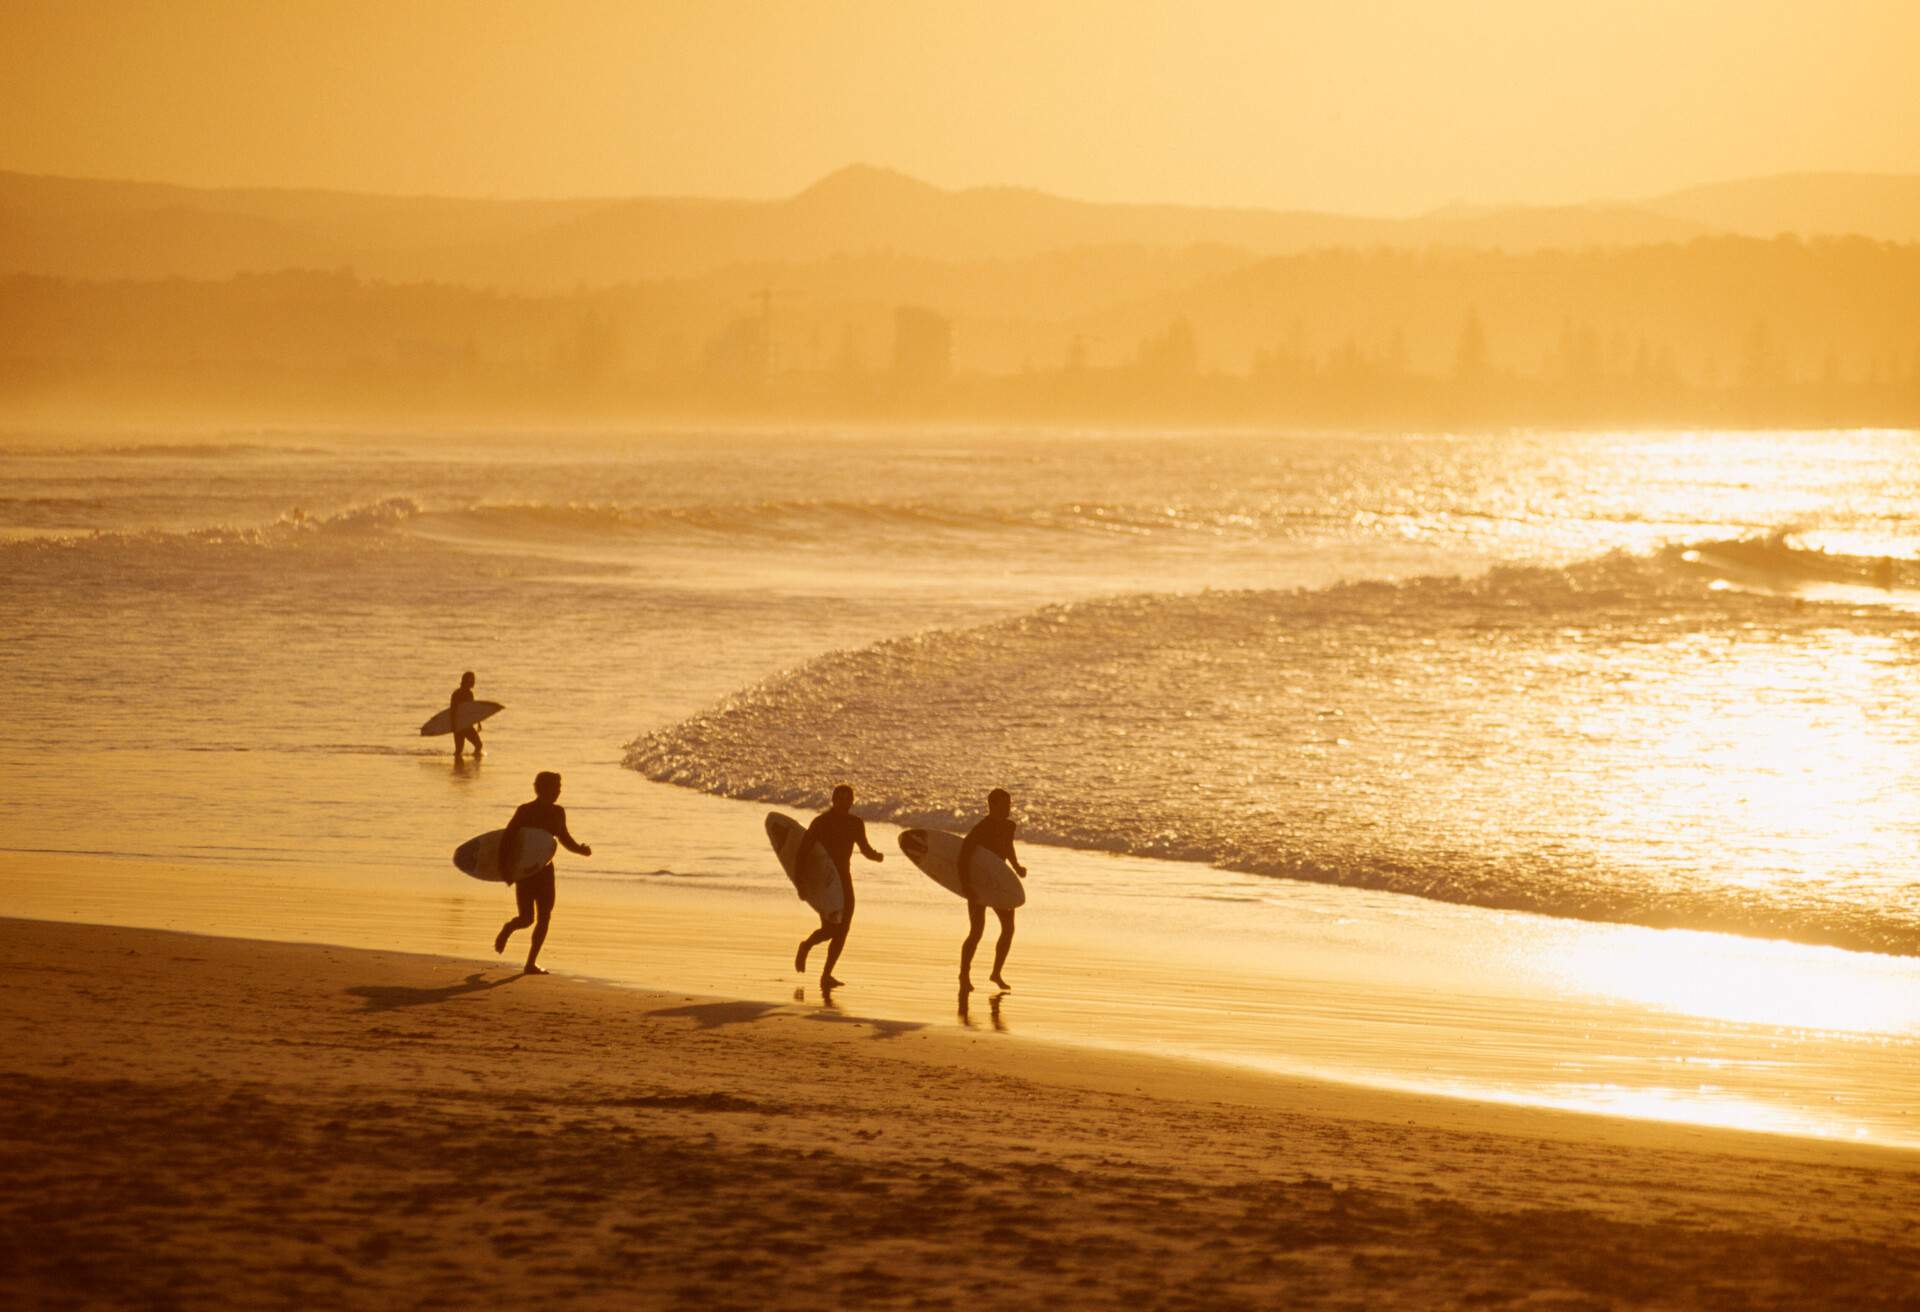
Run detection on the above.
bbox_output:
[765,812,846,918]
[420,700,503,737]
[898,829,1027,909]
[453,827,557,883]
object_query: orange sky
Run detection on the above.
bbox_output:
[4,0,1917,213]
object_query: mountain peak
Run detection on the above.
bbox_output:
[792,164,943,205]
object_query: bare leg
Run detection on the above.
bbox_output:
[522,869,555,974]
[820,915,852,988]
[524,907,551,973]
[959,901,986,990]
[496,878,535,954]
[990,907,1015,989]
[796,919,835,973]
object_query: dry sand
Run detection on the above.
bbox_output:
[5,916,1919,1310]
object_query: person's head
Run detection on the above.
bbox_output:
[988,787,1012,818]
[460,671,476,689]
[534,771,561,802]
[830,783,854,812]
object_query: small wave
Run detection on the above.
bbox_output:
[1677,530,1919,602]
[9,441,336,459]
[628,544,1920,956]
[0,496,426,556]
[1,493,1303,562]
[406,496,1326,549]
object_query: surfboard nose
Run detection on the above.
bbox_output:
[899,830,927,859]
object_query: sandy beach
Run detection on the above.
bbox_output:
[8,915,1919,1310]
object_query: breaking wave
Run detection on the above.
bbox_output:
[628,543,1920,954]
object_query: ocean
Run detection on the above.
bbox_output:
[4,427,1919,1142]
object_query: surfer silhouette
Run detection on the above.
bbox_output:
[450,671,483,760]
[793,784,883,989]
[957,788,1027,992]
[493,771,590,975]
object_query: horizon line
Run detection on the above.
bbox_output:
[2,160,1916,223]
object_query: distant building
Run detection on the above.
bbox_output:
[892,305,952,385]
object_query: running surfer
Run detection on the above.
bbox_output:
[493,771,591,975]
[957,788,1027,992]
[450,670,483,760]
[793,784,884,990]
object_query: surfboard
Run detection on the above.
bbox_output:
[453,826,557,883]
[898,829,1026,908]
[420,700,503,737]
[764,812,846,918]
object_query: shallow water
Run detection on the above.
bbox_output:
[4,427,1918,1143]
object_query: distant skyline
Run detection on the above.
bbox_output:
[5,1,1920,215]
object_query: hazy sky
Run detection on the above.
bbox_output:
[4,0,1917,213]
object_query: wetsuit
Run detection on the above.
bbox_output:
[958,815,1020,985]
[794,810,878,979]
[451,685,482,757]
[500,799,586,927]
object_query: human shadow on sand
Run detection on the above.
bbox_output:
[647,998,923,1039]
[646,1000,786,1029]
[345,971,522,1012]
[803,1009,923,1040]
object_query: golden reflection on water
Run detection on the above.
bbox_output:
[1561,629,1916,914]
[1460,1082,1866,1142]
[1543,922,1920,1035]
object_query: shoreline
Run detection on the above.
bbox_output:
[9,834,1920,1153]
[9,916,1920,1308]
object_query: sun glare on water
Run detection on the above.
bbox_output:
[1543,921,1920,1036]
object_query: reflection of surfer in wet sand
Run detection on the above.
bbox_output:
[793,784,883,989]
[493,771,591,975]
[450,671,483,760]
[958,788,1027,992]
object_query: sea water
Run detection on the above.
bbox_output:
[3,428,1918,1142]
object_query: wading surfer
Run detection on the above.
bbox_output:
[450,671,483,760]
[493,771,591,975]
[957,788,1027,992]
[793,784,883,989]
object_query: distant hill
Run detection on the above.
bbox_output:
[0,164,1766,288]
[1642,173,1920,244]
[1,165,1915,291]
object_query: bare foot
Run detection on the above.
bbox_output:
[820,974,845,989]
[493,925,512,954]
[990,973,1011,991]
[959,975,974,993]
[795,939,812,974]
[522,964,548,976]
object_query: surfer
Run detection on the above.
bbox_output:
[793,784,884,989]
[957,788,1027,992]
[450,671,483,760]
[492,771,591,975]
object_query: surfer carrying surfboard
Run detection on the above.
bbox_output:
[957,789,1027,992]
[450,671,483,760]
[492,771,591,975]
[792,784,884,989]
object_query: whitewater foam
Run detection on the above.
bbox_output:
[629,544,1920,954]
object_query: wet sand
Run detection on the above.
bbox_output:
[7,916,1920,1309]
[9,842,1920,1151]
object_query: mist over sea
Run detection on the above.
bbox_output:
[3,427,1918,956]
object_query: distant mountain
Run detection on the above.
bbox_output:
[0,165,1913,289]
[1641,173,1920,244]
